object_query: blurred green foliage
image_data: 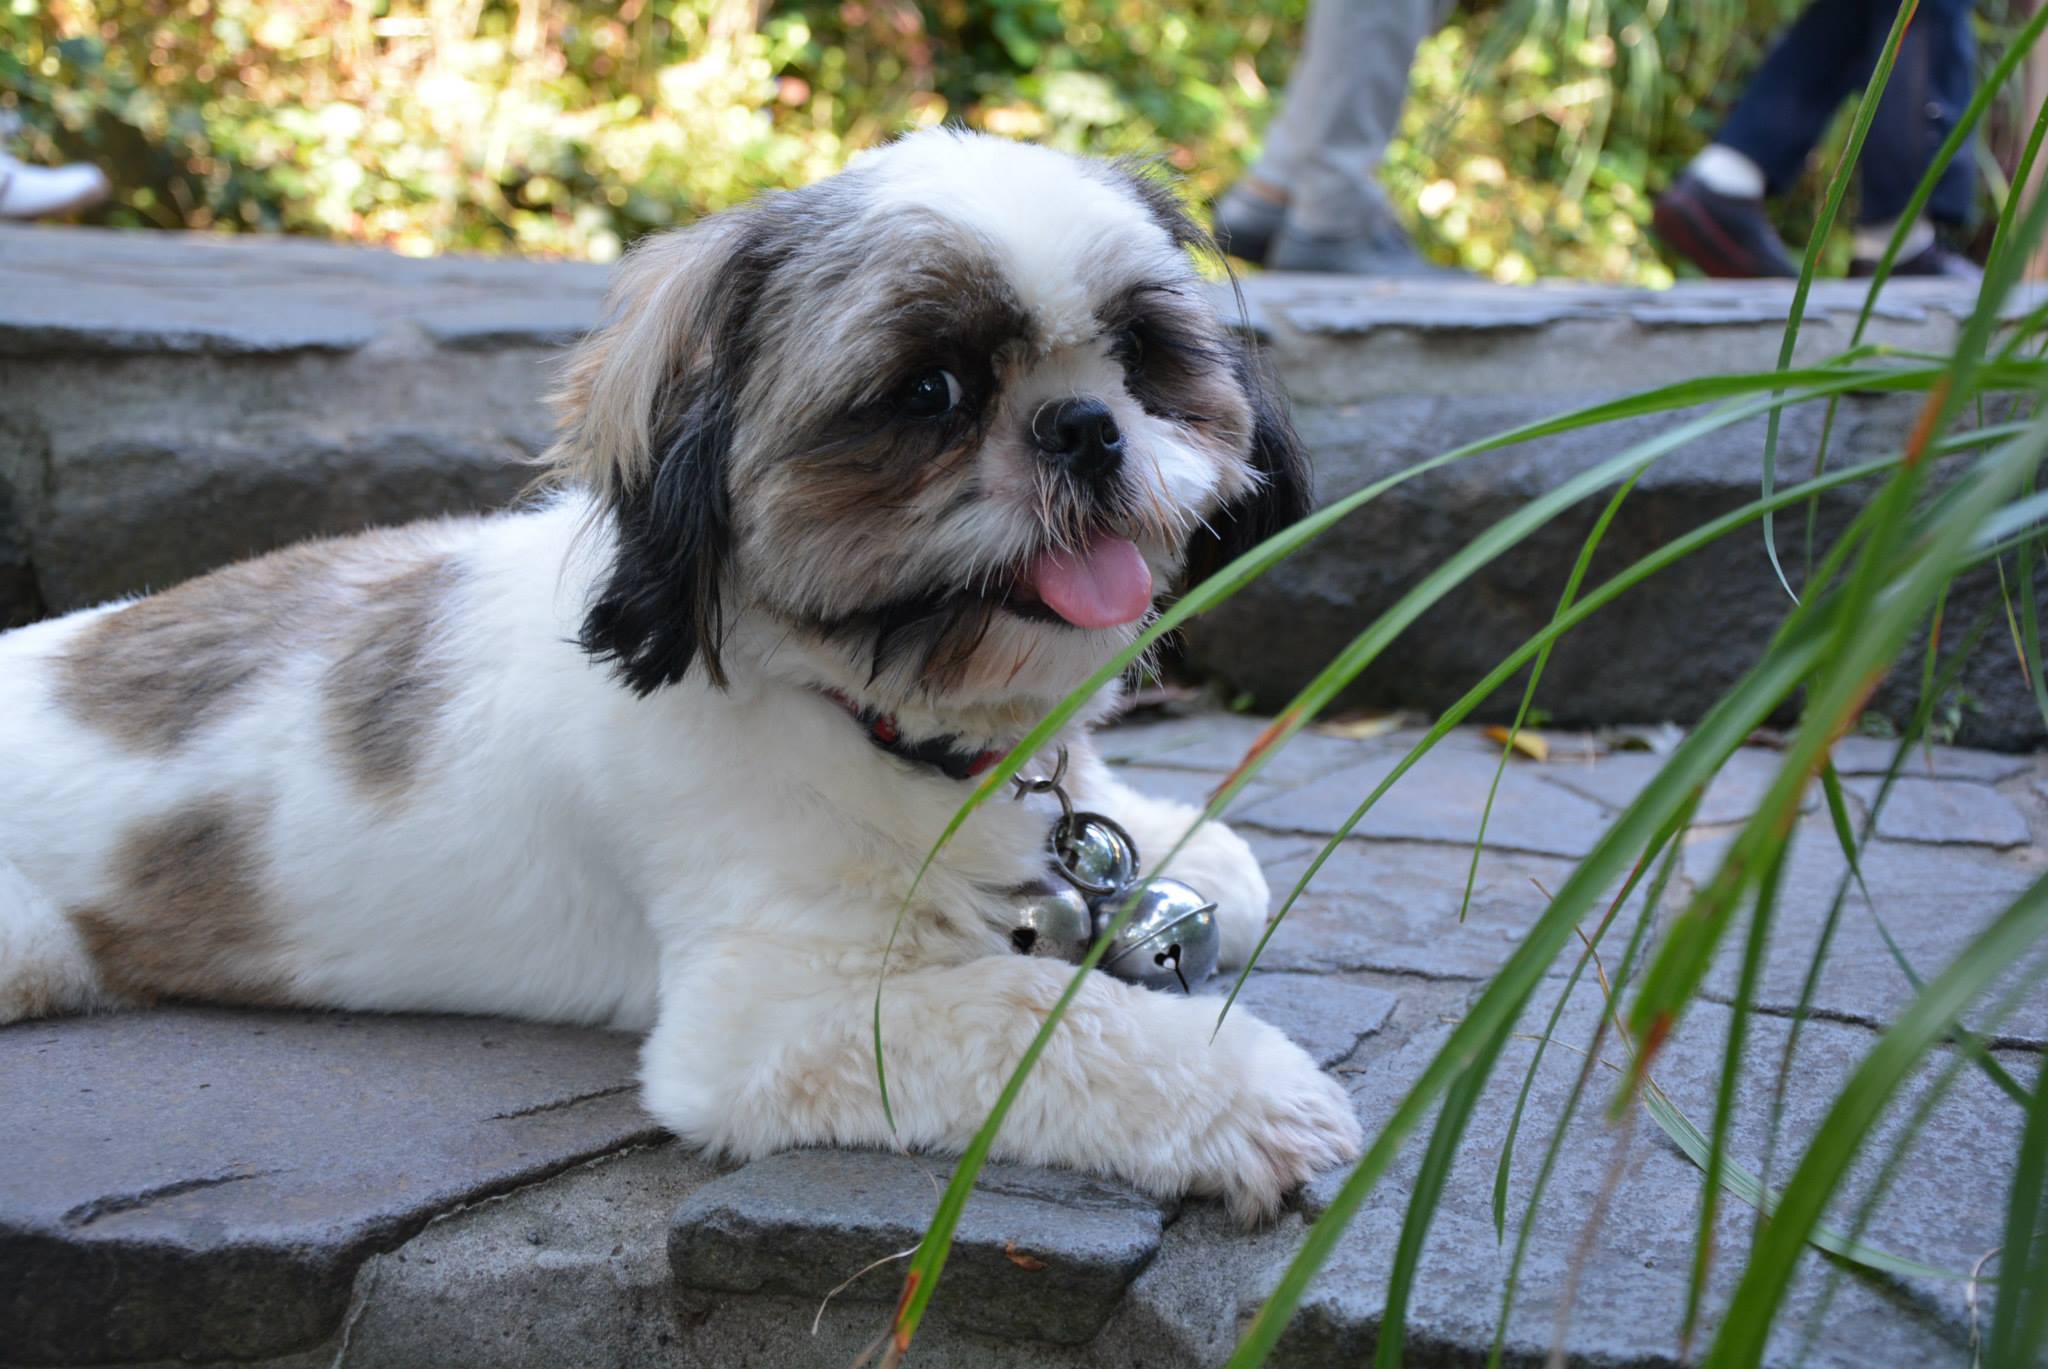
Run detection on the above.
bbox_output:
[0,0,2033,278]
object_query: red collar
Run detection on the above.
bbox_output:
[819,690,1002,781]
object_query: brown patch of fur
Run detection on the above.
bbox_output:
[59,543,348,752]
[69,800,290,1005]
[58,526,470,756]
[322,556,460,799]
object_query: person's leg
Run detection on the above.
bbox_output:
[1718,0,1896,196]
[1922,0,1977,229]
[1267,0,1438,239]
[1216,0,1446,270]
[1654,0,1890,277]
[1850,0,1981,277]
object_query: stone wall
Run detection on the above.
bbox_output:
[2,225,2038,745]
[1188,273,2046,749]
[0,226,601,626]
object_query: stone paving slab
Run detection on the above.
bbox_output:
[1281,988,2020,1369]
[315,1141,714,1369]
[672,1150,1172,1345]
[1537,743,1820,826]
[1219,972,1399,1069]
[1685,812,2048,1045]
[0,1008,657,1364]
[1097,713,1376,785]
[1844,775,2033,848]
[1235,745,1613,858]
[1824,735,2036,784]
[1241,834,1589,981]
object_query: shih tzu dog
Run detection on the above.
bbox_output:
[0,131,1360,1217]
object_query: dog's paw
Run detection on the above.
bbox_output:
[1192,1018,1363,1223]
[1151,819,1270,968]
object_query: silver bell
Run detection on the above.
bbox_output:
[1048,813,1138,896]
[1092,878,1221,992]
[1006,880,1095,963]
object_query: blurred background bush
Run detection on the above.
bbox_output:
[2,0,2041,280]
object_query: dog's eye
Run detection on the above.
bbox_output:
[1118,325,1145,368]
[900,368,962,419]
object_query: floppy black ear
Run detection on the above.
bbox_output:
[580,380,741,695]
[572,213,781,695]
[1180,341,1314,589]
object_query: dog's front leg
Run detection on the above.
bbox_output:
[638,933,1360,1220]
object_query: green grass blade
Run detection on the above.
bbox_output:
[1213,435,1964,1043]
[1626,413,2048,1072]
[1709,873,2048,1367]
[1759,0,1919,603]
[1842,3,2048,344]
[1202,368,1949,827]
[1813,669,2031,1108]
[2017,469,2048,731]
[1792,961,2046,1364]
[1210,434,1915,1045]
[1679,834,1788,1349]
[1488,810,1691,1369]
[1981,37,2048,297]
[1377,1029,1515,1369]
[1226,617,1836,1367]
[1638,1078,1976,1283]
[1460,472,1640,924]
[1988,1052,2048,1366]
[1491,807,1686,1240]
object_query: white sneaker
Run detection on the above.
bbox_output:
[0,153,110,220]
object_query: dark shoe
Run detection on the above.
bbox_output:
[1266,221,1461,277]
[1210,184,1288,263]
[1850,242,1982,281]
[1652,172,1798,278]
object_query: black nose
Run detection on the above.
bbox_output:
[1031,397,1124,481]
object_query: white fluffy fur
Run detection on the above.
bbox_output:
[0,132,1360,1219]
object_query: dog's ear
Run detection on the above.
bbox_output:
[549,208,780,695]
[1180,341,1314,589]
[1105,156,1214,256]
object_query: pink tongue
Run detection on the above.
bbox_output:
[1027,535,1154,629]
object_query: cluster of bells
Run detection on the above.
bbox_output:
[1007,806,1222,993]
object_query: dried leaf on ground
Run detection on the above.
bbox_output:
[1483,726,1550,761]
[1314,711,1406,741]
[1002,1242,1049,1271]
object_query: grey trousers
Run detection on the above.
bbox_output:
[1250,0,1445,237]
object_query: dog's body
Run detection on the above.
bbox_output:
[0,132,1360,1217]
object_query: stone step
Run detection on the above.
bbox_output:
[4,226,2041,746]
[1186,275,2047,751]
[6,715,2044,1365]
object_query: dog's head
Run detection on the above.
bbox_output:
[549,130,1309,709]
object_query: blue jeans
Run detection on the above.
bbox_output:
[1717,0,1976,227]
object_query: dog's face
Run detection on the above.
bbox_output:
[551,131,1309,709]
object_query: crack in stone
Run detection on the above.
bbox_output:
[326,1137,673,1369]
[1234,819,1589,861]
[1264,959,1486,985]
[64,1166,284,1226]
[487,1083,637,1120]
[1697,992,2048,1052]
